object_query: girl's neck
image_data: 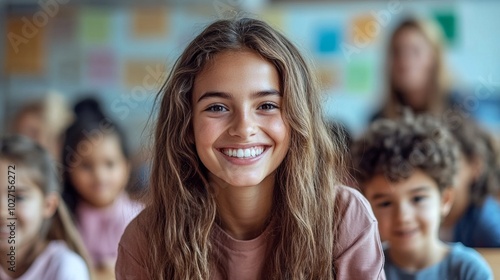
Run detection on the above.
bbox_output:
[1,239,48,278]
[388,239,449,272]
[211,173,275,240]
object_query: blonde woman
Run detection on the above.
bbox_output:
[373,17,457,121]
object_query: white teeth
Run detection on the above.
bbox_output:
[222,146,265,159]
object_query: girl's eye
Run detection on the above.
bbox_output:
[206,105,228,112]
[81,163,92,171]
[258,103,279,110]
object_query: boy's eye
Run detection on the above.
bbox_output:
[413,196,426,203]
[206,105,227,112]
[258,103,279,110]
[376,201,392,208]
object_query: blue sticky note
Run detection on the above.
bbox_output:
[316,27,341,54]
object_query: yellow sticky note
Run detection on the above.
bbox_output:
[132,7,169,39]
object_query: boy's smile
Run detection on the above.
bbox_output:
[192,50,290,188]
[363,170,453,255]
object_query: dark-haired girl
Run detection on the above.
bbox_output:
[62,98,143,276]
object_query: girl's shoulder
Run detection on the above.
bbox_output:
[117,207,149,257]
[332,186,386,279]
[9,241,90,280]
[45,241,90,279]
[116,208,150,277]
[334,185,378,227]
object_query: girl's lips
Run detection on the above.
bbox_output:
[219,146,266,158]
[217,146,269,165]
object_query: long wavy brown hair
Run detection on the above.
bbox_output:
[143,17,347,279]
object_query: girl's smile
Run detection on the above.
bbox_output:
[218,145,268,165]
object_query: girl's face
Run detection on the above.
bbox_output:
[0,160,57,252]
[192,50,291,188]
[69,135,129,207]
[391,27,435,109]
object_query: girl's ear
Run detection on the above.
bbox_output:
[43,192,60,219]
[440,187,454,217]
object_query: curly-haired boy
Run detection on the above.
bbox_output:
[352,114,493,280]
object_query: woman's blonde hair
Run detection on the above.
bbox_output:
[144,17,347,279]
[0,135,92,276]
[383,17,451,118]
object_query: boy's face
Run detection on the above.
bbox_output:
[364,170,453,254]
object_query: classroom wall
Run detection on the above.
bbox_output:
[2,0,499,153]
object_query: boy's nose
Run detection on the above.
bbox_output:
[394,201,413,222]
[228,110,257,139]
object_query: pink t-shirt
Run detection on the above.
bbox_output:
[76,192,143,267]
[0,241,89,280]
[116,186,386,279]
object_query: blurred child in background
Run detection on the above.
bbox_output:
[11,92,74,162]
[0,135,90,280]
[352,114,493,279]
[372,17,459,121]
[440,119,500,247]
[61,98,143,277]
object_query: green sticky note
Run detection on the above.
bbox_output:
[80,9,111,44]
[434,11,457,46]
[346,60,373,94]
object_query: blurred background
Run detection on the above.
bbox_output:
[1,0,500,156]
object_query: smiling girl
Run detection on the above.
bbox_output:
[0,135,90,280]
[116,18,385,279]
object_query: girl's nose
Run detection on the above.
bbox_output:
[228,109,257,139]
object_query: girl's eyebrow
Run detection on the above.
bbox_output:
[12,185,30,192]
[197,89,281,103]
[197,91,232,103]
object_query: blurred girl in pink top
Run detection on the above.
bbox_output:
[0,135,91,280]
[116,17,385,280]
[62,98,143,277]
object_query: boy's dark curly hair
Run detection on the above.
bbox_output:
[351,113,459,192]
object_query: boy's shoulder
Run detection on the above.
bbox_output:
[384,243,493,280]
[445,243,493,279]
